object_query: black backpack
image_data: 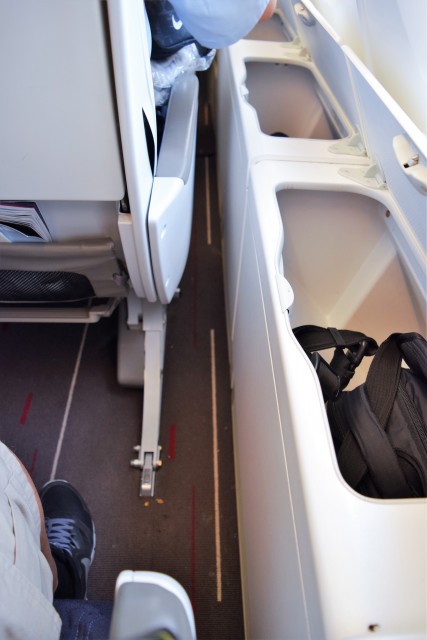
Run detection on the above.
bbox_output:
[294,326,427,499]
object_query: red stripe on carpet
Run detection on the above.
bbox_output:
[168,424,176,460]
[29,448,39,474]
[20,392,33,425]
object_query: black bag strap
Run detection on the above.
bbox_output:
[294,325,378,400]
[365,333,402,429]
[336,332,427,498]
[341,387,412,498]
[399,332,427,378]
[366,332,427,429]
[336,430,369,490]
[293,325,376,352]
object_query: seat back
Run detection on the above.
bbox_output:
[0,0,198,320]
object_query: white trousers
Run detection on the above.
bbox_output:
[0,441,61,640]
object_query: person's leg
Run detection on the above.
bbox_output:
[0,441,62,640]
[8,447,58,590]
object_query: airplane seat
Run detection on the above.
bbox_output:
[0,0,199,496]
[109,571,196,639]
[53,571,196,640]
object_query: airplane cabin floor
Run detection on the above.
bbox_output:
[0,76,244,640]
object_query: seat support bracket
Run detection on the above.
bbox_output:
[122,294,166,496]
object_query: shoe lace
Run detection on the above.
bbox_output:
[45,518,79,553]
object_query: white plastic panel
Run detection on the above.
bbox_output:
[278,0,299,35]
[356,0,427,134]
[232,214,312,640]
[245,7,294,41]
[215,49,250,352]
[0,0,125,201]
[148,73,198,304]
[148,175,195,304]
[308,0,364,58]
[231,158,427,638]
[290,0,363,138]
[108,0,157,300]
[37,201,122,248]
[344,46,427,257]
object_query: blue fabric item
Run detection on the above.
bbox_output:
[54,600,113,640]
[168,0,270,48]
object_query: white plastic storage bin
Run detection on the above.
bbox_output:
[216,0,369,170]
[216,3,370,359]
[216,2,427,639]
[231,159,426,640]
[216,36,363,168]
[245,60,343,140]
[280,187,425,380]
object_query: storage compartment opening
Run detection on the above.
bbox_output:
[245,61,344,139]
[245,12,292,42]
[278,188,425,384]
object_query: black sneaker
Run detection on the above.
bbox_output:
[39,480,96,599]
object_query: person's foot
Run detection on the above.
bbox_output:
[39,480,95,599]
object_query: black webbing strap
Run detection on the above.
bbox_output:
[366,332,427,429]
[399,332,427,378]
[365,334,403,429]
[343,387,411,498]
[293,325,376,352]
[337,332,427,498]
[308,352,341,400]
[294,325,378,400]
[336,432,366,490]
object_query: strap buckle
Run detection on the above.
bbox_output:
[346,339,371,369]
[328,339,371,398]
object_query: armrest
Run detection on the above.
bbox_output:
[156,73,199,183]
[109,571,196,639]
